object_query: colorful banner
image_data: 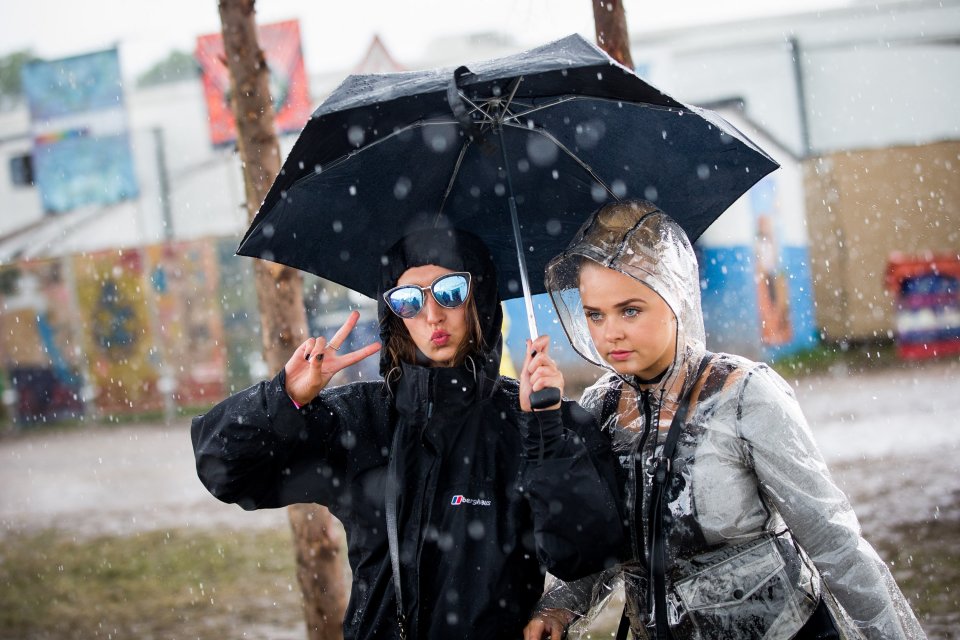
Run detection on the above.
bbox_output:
[21,48,139,213]
[195,19,312,147]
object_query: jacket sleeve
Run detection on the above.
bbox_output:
[738,366,926,640]
[520,400,626,582]
[190,369,361,511]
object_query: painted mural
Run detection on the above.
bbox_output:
[147,242,227,406]
[73,249,159,414]
[0,260,84,424]
[750,180,793,346]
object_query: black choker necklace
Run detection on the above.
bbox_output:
[636,368,668,385]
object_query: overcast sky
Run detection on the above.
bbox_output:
[2,0,854,80]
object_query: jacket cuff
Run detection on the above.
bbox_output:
[521,407,565,459]
[266,369,319,441]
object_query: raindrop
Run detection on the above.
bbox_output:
[507,279,519,293]
[575,120,606,150]
[591,183,607,202]
[494,183,506,197]
[551,170,559,180]
[546,219,562,236]
[422,122,458,153]
[340,250,350,261]
[260,250,275,261]
[394,177,412,200]
[438,533,455,551]
[332,220,343,233]
[527,136,558,167]
[262,223,275,239]
[340,431,357,449]
[298,161,305,170]
[347,125,365,147]
[517,158,530,173]
[661,130,668,140]
[349,185,357,196]
[468,520,485,540]
[611,179,627,198]
[644,186,658,201]
[469,186,481,198]
[314,164,322,174]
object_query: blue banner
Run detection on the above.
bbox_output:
[21,48,139,213]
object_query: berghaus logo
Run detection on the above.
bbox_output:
[450,494,491,506]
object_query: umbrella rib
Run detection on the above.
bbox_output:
[312,118,460,174]
[503,121,620,201]
[505,96,578,122]
[437,138,473,222]
[457,91,497,126]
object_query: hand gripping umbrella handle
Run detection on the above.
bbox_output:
[529,387,562,410]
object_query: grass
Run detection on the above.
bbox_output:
[771,339,906,378]
[0,527,303,640]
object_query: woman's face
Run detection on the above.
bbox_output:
[578,260,677,380]
[396,264,469,366]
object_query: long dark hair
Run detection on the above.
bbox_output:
[381,293,486,371]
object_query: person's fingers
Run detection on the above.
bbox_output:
[522,338,535,367]
[333,341,381,369]
[549,619,563,640]
[299,337,315,361]
[534,334,551,353]
[528,351,558,376]
[308,336,326,364]
[523,619,546,640]
[328,309,360,350]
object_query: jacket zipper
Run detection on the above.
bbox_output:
[412,375,438,633]
[626,389,654,564]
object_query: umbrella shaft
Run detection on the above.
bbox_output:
[507,194,539,340]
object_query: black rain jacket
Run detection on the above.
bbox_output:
[191,229,623,640]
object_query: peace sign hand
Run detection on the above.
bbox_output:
[283,310,382,406]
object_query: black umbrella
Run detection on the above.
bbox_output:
[238,34,777,403]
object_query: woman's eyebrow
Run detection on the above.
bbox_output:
[583,298,647,312]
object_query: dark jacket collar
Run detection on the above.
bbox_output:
[393,337,503,423]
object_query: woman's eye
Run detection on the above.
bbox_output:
[586,311,603,323]
[623,308,640,318]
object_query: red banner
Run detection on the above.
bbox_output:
[195,19,312,147]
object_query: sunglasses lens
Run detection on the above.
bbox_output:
[387,287,424,318]
[432,274,469,308]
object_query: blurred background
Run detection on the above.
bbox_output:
[0,0,957,638]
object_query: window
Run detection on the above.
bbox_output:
[9,153,33,187]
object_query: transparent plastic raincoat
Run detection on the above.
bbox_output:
[537,201,926,639]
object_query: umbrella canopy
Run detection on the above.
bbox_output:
[238,33,778,302]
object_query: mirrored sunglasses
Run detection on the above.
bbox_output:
[384,272,471,319]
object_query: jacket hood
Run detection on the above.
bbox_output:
[377,228,503,377]
[545,200,705,395]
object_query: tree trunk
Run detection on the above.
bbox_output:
[217,2,348,638]
[592,0,635,68]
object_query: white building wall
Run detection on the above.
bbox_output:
[805,42,960,152]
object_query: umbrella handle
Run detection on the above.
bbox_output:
[529,387,562,410]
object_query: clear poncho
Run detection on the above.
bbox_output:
[538,202,926,639]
